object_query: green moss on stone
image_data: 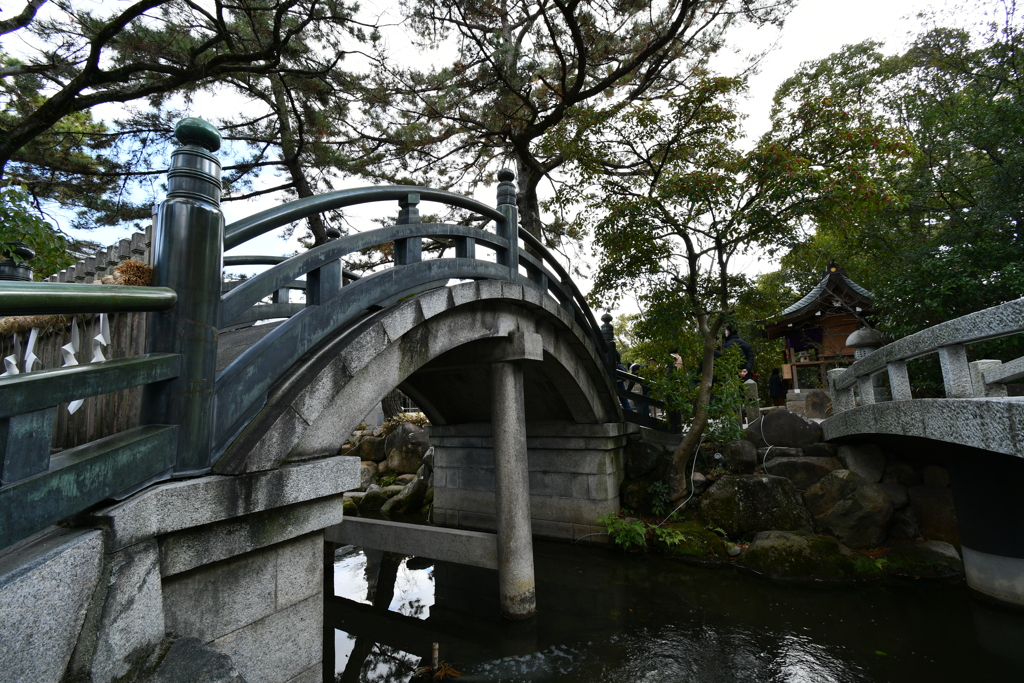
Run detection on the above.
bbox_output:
[879,542,963,580]
[741,530,882,582]
[653,522,726,562]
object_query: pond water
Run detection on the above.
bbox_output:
[325,540,1024,682]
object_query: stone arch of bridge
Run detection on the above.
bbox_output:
[213,280,622,475]
[824,403,1024,606]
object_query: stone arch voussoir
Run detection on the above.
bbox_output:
[213,281,620,474]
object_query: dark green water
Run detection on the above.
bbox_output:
[325,540,1024,682]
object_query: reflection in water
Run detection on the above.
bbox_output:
[326,541,1024,682]
[331,546,435,681]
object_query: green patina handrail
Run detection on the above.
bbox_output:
[223,186,507,251]
[0,282,177,316]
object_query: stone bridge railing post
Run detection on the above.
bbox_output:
[827,368,855,413]
[496,169,519,282]
[938,344,974,398]
[141,118,224,475]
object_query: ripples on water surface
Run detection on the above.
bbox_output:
[325,540,1024,682]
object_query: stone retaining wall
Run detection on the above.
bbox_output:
[429,421,628,541]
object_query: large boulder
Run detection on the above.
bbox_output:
[721,440,757,475]
[746,410,824,449]
[759,446,804,462]
[877,482,909,509]
[357,484,403,511]
[803,389,832,419]
[741,530,882,581]
[802,442,837,459]
[764,457,841,490]
[882,459,921,487]
[698,474,812,538]
[384,422,429,474]
[803,469,893,548]
[652,522,727,563]
[880,541,963,579]
[907,485,960,548]
[381,468,429,516]
[356,436,387,463]
[624,438,663,479]
[342,496,359,515]
[356,461,377,491]
[886,510,920,540]
[837,443,886,483]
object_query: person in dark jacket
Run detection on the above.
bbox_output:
[722,326,754,379]
[769,367,787,406]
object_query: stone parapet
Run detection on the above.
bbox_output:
[0,455,358,683]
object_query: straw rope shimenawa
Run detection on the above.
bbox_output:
[0,260,153,337]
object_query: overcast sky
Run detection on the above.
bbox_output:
[728,0,944,142]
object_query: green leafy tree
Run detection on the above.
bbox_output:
[2,0,368,236]
[355,0,795,243]
[564,72,907,499]
[771,3,1024,344]
[0,183,75,278]
[119,1,367,246]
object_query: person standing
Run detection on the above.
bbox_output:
[629,362,650,417]
[722,326,754,379]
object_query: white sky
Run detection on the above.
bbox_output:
[53,0,964,308]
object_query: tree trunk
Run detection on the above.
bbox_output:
[668,313,721,501]
[515,157,544,241]
[381,388,403,419]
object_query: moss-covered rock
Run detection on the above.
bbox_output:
[653,522,727,563]
[358,484,402,510]
[342,497,359,515]
[741,530,883,581]
[879,541,964,580]
[804,469,893,548]
[699,474,812,538]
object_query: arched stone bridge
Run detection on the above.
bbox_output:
[0,120,640,682]
[823,297,1024,607]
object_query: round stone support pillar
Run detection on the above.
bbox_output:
[947,448,1024,606]
[490,360,537,619]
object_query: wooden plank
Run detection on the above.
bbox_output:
[0,425,177,550]
[0,354,180,419]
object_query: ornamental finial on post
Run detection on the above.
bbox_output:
[167,117,222,206]
[497,168,516,206]
[495,168,519,280]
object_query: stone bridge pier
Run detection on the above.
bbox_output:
[0,457,359,683]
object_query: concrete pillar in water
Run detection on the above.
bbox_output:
[947,447,1024,607]
[491,358,537,619]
